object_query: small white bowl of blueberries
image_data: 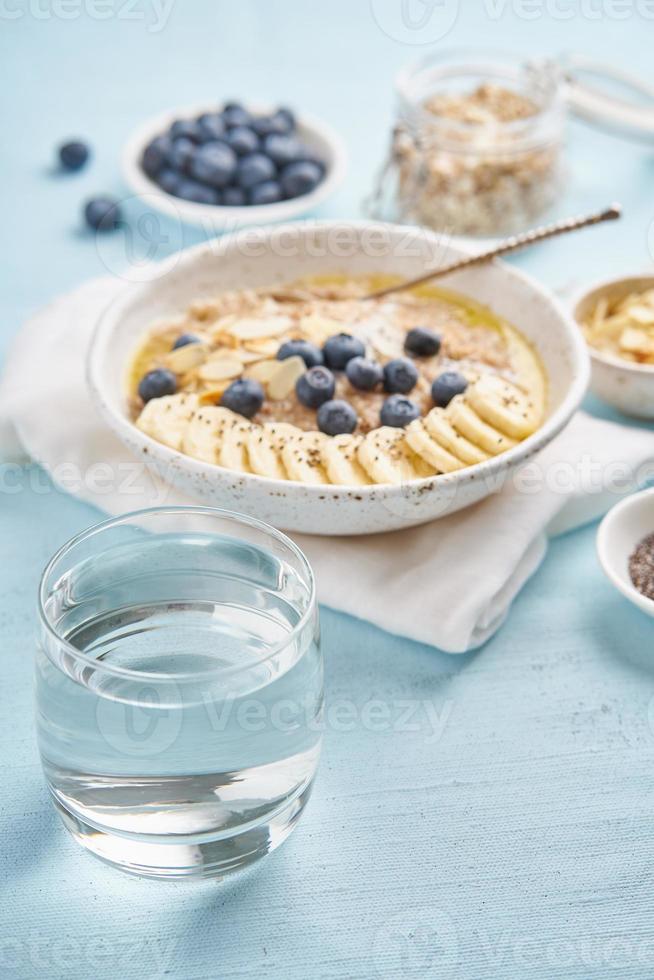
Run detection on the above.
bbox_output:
[122,101,347,227]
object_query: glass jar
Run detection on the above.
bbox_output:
[372,50,566,238]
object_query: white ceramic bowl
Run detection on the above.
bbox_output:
[597,487,654,618]
[122,103,347,229]
[573,275,654,419]
[88,220,589,535]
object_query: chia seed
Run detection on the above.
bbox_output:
[629,532,654,601]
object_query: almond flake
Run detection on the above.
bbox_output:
[301,314,344,344]
[243,338,280,356]
[267,356,306,400]
[198,357,243,382]
[227,316,292,341]
[163,343,208,374]
[245,359,279,383]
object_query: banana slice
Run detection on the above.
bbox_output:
[322,434,370,486]
[423,408,489,466]
[358,427,434,485]
[404,420,465,474]
[182,406,226,463]
[466,375,539,440]
[282,431,329,484]
[136,393,198,451]
[219,413,252,472]
[247,422,298,480]
[447,396,517,455]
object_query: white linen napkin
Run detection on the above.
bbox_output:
[1,278,653,653]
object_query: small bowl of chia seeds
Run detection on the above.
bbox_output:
[597,487,654,618]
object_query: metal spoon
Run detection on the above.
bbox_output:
[363,204,622,301]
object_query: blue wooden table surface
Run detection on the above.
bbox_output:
[2,3,654,978]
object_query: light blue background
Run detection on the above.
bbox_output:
[2,2,654,978]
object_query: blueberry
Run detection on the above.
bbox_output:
[172,333,201,349]
[236,152,276,189]
[138,368,177,403]
[277,339,324,368]
[222,105,252,129]
[345,356,383,391]
[262,134,303,167]
[141,135,171,178]
[295,366,336,408]
[252,113,288,137]
[225,126,259,156]
[404,326,442,358]
[322,333,365,371]
[280,160,323,199]
[222,186,247,206]
[249,180,282,206]
[189,141,237,188]
[380,395,420,428]
[317,399,358,436]
[383,357,419,394]
[83,196,121,231]
[169,119,202,142]
[168,136,195,173]
[273,107,296,132]
[58,140,90,171]
[156,167,181,194]
[220,378,264,419]
[175,179,220,205]
[431,371,468,408]
[197,112,226,142]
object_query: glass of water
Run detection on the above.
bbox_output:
[36,507,322,879]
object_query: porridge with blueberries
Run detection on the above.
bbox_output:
[129,276,546,486]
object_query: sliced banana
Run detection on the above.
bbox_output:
[358,427,434,485]
[219,413,252,472]
[447,396,517,455]
[282,431,329,484]
[247,422,298,480]
[466,375,539,440]
[404,420,465,474]
[423,408,489,466]
[182,406,226,463]
[322,434,370,486]
[136,393,198,451]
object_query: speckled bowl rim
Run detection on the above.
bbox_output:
[88,219,590,500]
[572,273,654,376]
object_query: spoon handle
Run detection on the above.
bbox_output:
[365,204,622,301]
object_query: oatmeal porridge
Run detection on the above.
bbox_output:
[129,276,546,486]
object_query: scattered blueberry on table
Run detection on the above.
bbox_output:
[83,196,122,231]
[138,368,177,402]
[380,395,421,428]
[317,399,358,436]
[58,140,90,171]
[296,366,336,408]
[383,357,419,394]
[431,371,468,408]
[141,102,327,206]
[220,378,265,419]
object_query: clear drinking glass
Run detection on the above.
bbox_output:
[36,507,322,879]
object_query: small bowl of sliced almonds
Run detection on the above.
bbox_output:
[574,275,654,420]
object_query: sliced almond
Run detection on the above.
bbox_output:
[301,314,345,344]
[163,343,208,374]
[243,338,281,356]
[267,356,306,400]
[207,313,239,337]
[198,357,243,382]
[245,359,279,384]
[227,316,292,341]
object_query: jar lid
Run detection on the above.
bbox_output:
[562,54,654,143]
